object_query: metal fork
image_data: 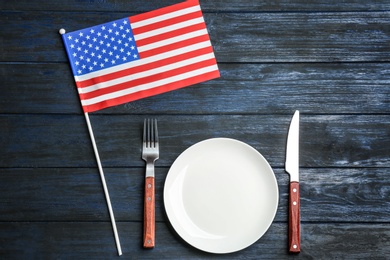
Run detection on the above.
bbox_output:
[142,119,159,248]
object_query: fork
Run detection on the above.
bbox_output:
[142,119,159,248]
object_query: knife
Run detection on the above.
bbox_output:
[285,110,301,253]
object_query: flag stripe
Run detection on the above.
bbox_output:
[78,51,216,94]
[76,41,213,86]
[134,17,205,41]
[81,64,219,106]
[138,34,211,59]
[65,0,219,112]
[130,1,200,26]
[131,10,203,36]
[136,25,207,51]
[80,58,217,100]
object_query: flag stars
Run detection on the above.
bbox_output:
[65,18,139,76]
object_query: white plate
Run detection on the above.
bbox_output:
[164,138,279,254]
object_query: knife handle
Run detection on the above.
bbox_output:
[143,176,155,248]
[289,181,301,253]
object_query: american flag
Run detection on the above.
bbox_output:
[61,0,220,112]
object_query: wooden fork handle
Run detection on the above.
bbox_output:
[143,176,155,248]
[289,181,301,253]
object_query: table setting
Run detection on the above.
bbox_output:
[1,0,390,259]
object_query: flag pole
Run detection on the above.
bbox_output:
[84,112,123,256]
[59,29,121,255]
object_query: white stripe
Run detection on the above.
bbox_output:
[79,52,216,94]
[137,28,208,53]
[134,17,205,41]
[75,41,212,82]
[81,64,219,106]
[131,5,201,29]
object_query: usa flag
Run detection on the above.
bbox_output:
[61,0,220,112]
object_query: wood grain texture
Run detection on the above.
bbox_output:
[1,63,390,114]
[0,222,389,259]
[1,115,388,168]
[288,182,300,253]
[0,168,389,223]
[2,12,390,62]
[143,177,155,248]
[1,0,390,258]
[3,0,390,12]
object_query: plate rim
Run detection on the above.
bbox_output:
[163,137,279,253]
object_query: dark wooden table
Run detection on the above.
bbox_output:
[1,0,390,259]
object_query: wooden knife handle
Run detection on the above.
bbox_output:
[143,176,155,248]
[289,181,301,253]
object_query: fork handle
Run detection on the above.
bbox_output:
[143,176,155,248]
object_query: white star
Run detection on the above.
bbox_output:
[78,70,82,74]
[91,52,95,57]
[101,26,106,30]
[104,58,108,62]
[81,41,86,45]
[86,58,91,63]
[108,29,113,33]
[97,32,101,36]
[79,32,83,37]
[128,37,133,42]
[120,48,124,53]
[109,51,113,56]
[86,35,90,40]
[73,53,77,57]
[77,47,81,51]
[120,26,124,30]
[100,40,104,45]
[115,55,120,59]
[95,46,100,51]
[68,35,72,40]
[133,54,138,59]
[84,49,88,54]
[82,64,86,69]
[115,31,119,36]
[70,44,75,49]
[93,38,97,42]
[106,43,111,47]
[124,43,128,47]
[122,34,126,38]
[80,55,84,60]
[100,63,104,67]
[93,61,97,66]
[123,20,128,24]
[111,37,115,42]
[127,51,131,56]
[111,60,116,64]
[113,46,117,50]
[75,61,79,66]
[88,43,93,48]
[90,29,95,34]
[75,38,79,43]
[98,55,102,59]
[131,45,135,50]
[89,66,93,71]
[117,39,122,44]
[102,49,106,54]
[126,29,130,33]
[104,34,108,39]
[113,22,117,27]
[122,56,127,61]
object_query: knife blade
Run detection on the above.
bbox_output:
[285,110,301,253]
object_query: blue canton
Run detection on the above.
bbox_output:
[63,18,140,76]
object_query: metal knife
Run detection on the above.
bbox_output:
[285,110,301,253]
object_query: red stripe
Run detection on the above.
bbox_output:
[129,0,200,23]
[82,69,219,113]
[139,34,211,59]
[132,10,203,36]
[76,46,214,88]
[80,58,217,100]
[135,22,206,48]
